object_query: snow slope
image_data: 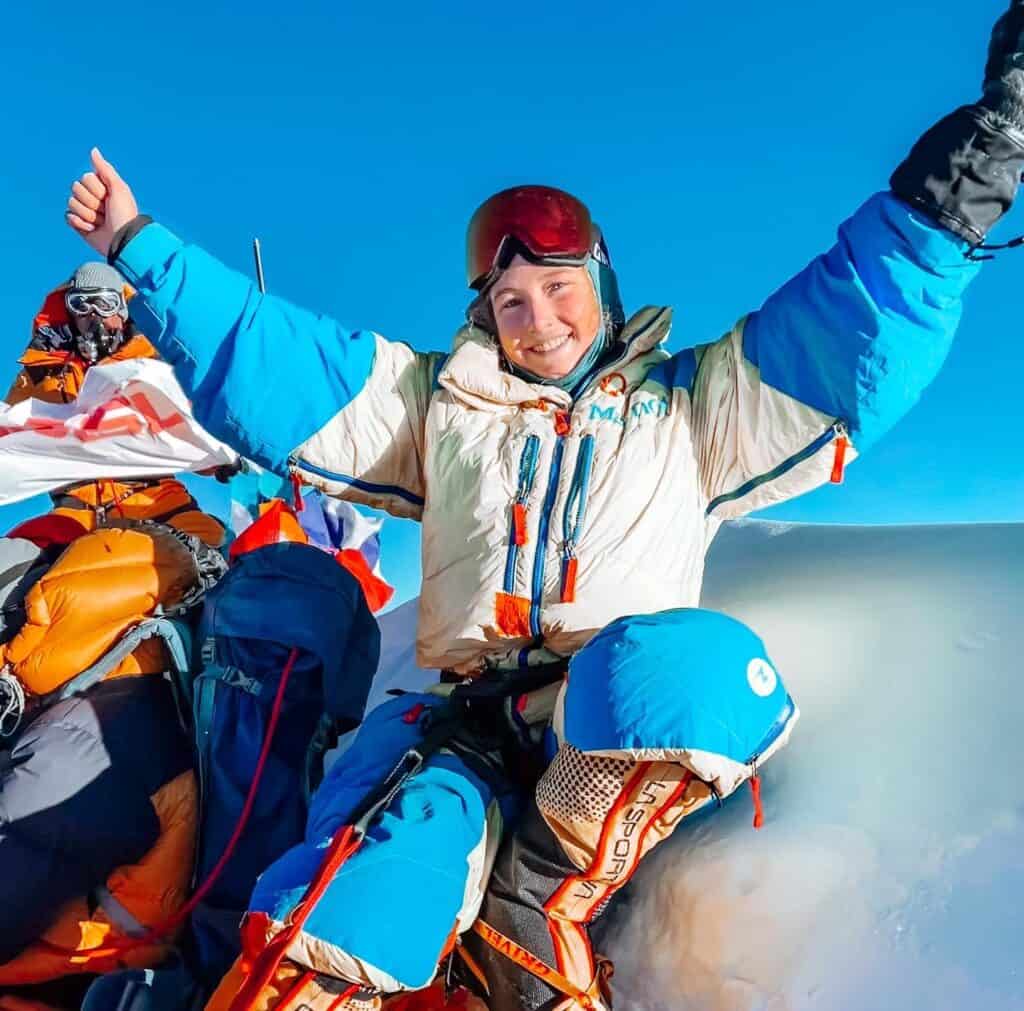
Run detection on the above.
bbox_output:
[375,521,1024,1011]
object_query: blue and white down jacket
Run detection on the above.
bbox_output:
[114,192,979,673]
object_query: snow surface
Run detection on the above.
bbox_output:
[374,521,1024,1011]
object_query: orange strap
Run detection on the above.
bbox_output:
[103,479,128,519]
[470,920,605,1009]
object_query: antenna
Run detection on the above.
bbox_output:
[253,238,267,294]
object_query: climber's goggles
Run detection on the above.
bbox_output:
[65,288,127,319]
[467,185,599,292]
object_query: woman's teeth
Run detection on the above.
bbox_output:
[531,333,572,354]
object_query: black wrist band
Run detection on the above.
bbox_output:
[107,214,154,265]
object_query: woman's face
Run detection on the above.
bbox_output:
[489,255,602,379]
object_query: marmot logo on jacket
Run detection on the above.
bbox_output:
[588,395,670,427]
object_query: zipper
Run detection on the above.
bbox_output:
[529,414,569,637]
[830,425,850,484]
[560,435,595,603]
[523,310,667,623]
[747,694,797,770]
[705,420,848,517]
[503,435,541,594]
[522,314,668,629]
[745,693,797,831]
[190,626,218,888]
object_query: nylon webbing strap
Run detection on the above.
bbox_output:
[50,617,190,704]
[471,919,604,1009]
[348,714,463,834]
[90,885,148,939]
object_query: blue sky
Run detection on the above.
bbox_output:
[2,1,1021,608]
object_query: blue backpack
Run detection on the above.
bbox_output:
[182,541,380,989]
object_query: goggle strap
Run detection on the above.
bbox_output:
[474,234,594,293]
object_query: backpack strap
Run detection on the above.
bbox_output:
[468,919,612,1010]
[303,712,339,806]
[47,617,193,705]
[90,884,148,939]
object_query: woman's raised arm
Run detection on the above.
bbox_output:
[65,149,422,486]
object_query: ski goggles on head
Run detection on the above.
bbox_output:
[467,185,598,291]
[64,288,127,318]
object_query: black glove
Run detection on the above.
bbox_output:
[982,2,1024,127]
[891,1,1024,247]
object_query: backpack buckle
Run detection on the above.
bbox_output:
[200,637,217,667]
[220,666,262,695]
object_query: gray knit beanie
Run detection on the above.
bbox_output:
[69,261,127,293]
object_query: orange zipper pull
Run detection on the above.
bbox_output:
[749,774,765,830]
[830,435,849,484]
[512,503,528,546]
[554,410,571,437]
[290,473,305,512]
[561,556,578,603]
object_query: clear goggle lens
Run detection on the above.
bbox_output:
[65,290,126,318]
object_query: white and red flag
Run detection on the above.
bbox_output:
[0,358,238,505]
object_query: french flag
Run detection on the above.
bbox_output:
[230,481,394,613]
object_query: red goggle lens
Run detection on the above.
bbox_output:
[466,186,594,290]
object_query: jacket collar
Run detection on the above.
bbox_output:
[18,334,158,370]
[438,306,672,409]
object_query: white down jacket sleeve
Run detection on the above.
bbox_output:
[689,192,980,520]
[292,336,446,520]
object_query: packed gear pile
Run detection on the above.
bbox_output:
[0,268,391,1010]
[0,497,389,1011]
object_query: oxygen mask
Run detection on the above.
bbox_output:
[74,319,125,363]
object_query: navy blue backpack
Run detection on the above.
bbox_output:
[182,541,380,990]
